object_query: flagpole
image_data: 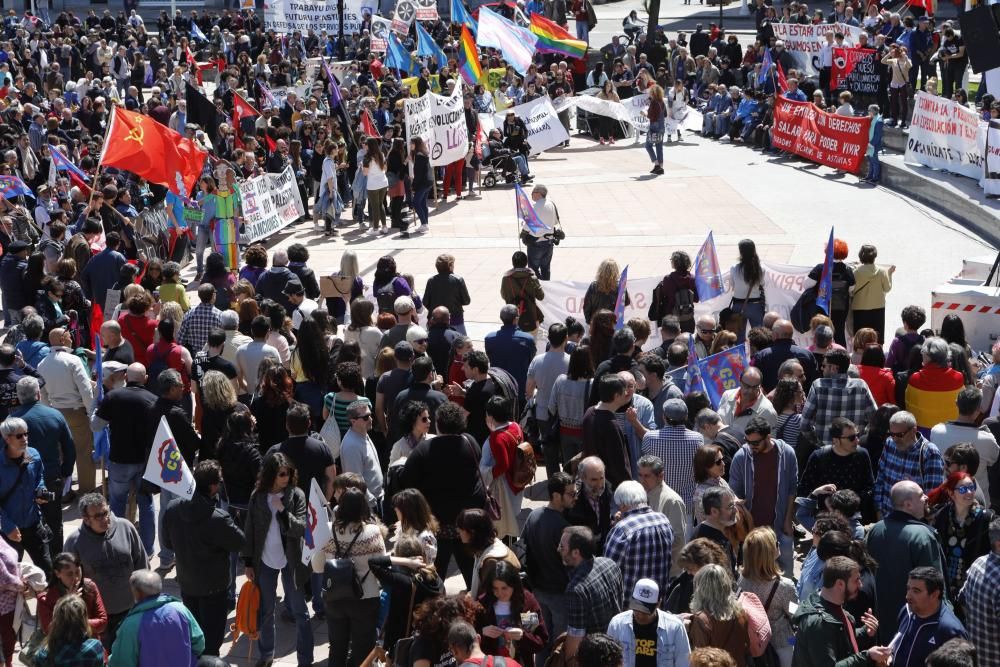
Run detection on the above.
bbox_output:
[90,102,119,209]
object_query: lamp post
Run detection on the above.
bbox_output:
[338,0,346,60]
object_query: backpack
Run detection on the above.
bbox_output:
[830,276,849,312]
[487,366,520,416]
[145,343,175,394]
[230,580,260,647]
[622,15,629,27]
[673,286,696,322]
[322,527,370,601]
[375,280,397,314]
[511,441,538,489]
[648,281,667,323]
[545,633,569,667]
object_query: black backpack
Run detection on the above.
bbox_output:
[487,367,520,416]
[673,287,696,322]
[145,344,174,395]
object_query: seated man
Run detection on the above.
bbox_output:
[485,128,531,180]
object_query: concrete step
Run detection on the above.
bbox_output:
[880,153,1000,248]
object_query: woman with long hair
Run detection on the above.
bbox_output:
[410,136,433,233]
[33,595,105,666]
[363,136,389,235]
[323,361,371,437]
[311,488,387,667]
[387,137,408,232]
[860,404,900,478]
[203,252,236,310]
[391,487,440,562]
[447,336,473,408]
[772,378,805,450]
[709,330,738,355]
[586,310,616,367]
[692,445,732,527]
[930,472,994,620]
[474,561,547,665]
[199,370,239,460]
[211,166,243,272]
[237,298,260,337]
[368,534,444,658]
[261,299,294,366]
[456,508,520,599]
[326,250,364,325]
[140,257,164,293]
[291,312,333,387]
[729,238,765,342]
[54,258,92,348]
[941,313,976,383]
[547,345,595,466]
[372,255,414,315]
[644,84,666,174]
[243,453,313,665]
[595,80,620,144]
[251,364,295,450]
[582,260,630,324]
[217,403,264,504]
[737,528,797,667]
[344,299,382,379]
[37,552,107,636]
[687,564,750,665]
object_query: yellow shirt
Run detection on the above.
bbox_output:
[851,264,891,311]
[158,282,191,312]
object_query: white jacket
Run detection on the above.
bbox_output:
[37,347,93,412]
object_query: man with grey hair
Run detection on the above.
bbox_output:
[867,480,946,642]
[0,416,52,576]
[641,398,702,506]
[694,314,717,358]
[11,376,74,551]
[873,410,944,518]
[219,309,251,365]
[617,370,656,479]
[907,336,967,432]
[603,480,674,605]
[485,304,537,403]
[253,248,296,311]
[340,399,384,513]
[65,492,148,649]
[637,454,686,577]
[110,569,205,665]
[525,184,557,280]
[565,456,614,549]
[719,366,778,434]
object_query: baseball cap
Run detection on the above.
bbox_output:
[406,326,428,344]
[662,398,688,423]
[102,361,128,376]
[394,296,415,315]
[394,340,415,362]
[6,240,29,253]
[629,579,659,614]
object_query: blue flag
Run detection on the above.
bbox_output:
[694,231,725,301]
[92,334,110,466]
[190,22,208,43]
[614,265,629,330]
[0,175,33,200]
[515,183,550,234]
[685,332,707,395]
[387,32,421,76]
[816,227,835,315]
[758,48,774,86]
[415,21,448,69]
[696,346,750,409]
[452,0,477,36]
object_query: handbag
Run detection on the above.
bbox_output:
[730,280,761,334]
[750,581,783,667]
[465,434,501,521]
[17,625,45,667]
[322,526,369,601]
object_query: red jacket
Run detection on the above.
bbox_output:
[38,578,108,636]
[488,422,524,491]
[859,364,896,406]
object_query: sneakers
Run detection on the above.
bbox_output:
[651,165,664,175]
[677,132,682,141]
[600,138,606,145]
[380,227,390,236]
[417,224,429,233]
[609,137,615,145]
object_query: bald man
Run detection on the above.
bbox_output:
[866,480,946,642]
[38,328,96,493]
[100,320,134,366]
[717,366,777,435]
[752,319,818,392]
[91,363,159,557]
[426,306,460,378]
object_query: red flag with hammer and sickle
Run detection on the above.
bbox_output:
[99,106,208,197]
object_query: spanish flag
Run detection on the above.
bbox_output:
[905,364,965,431]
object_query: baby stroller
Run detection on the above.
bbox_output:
[481,145,527,188]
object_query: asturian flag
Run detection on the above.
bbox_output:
[142,416,195,499]
[302,478,332,565]
[816,227,835,315]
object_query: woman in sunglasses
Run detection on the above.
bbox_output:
[692,444,732,528]
[929,471,995,621]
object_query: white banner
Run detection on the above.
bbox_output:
[770,23,864,76]
[264,0,377,36]
[905,91,987,182]
[240,166,306,244]
[536,262,814,349]
[143,417,195,500]
[486,96,570,155]
[391,0,416,35]
[430,84,469,166]
[404,93,434,152]
[371,16,392,51]
[983,120,1000,196]
[301,478,333,565]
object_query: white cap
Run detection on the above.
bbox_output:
[629,579,659,614]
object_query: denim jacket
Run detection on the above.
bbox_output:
[729,439,798,532]
[606,609,692,667]
[0,447,46,534]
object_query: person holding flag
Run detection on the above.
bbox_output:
[241,452,314,667]
[520,183,557,281]
[808,231,855,347]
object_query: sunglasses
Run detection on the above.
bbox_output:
[354,414,373,421]
[740,381,761,390]
[745,437,765,446]
[8,432,26,439]
[955,485,977,495]
[88,509,109,519]
[889,429,911,438]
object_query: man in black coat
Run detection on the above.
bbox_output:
[253,249,296,312]
[564,455,613,549]
[0,240,29,325]
[752,319,818,392]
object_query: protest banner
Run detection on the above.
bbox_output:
[371,16,392,51]
[404,93,434,150]
[905,91,986,182]
[414,0,439,20]
[770,23,863,75]
[430,84,469,166]
[831,47,879,95]
[771,97,871,173]
[983,119,1000,196]
[697,346,750,408]
[302,479,333,565]
[483,96,570,154]
[537,262,814,350]
[265,0,377,36]
[392,0,416,35]
[239,166,306,244]
[143,416,196,500]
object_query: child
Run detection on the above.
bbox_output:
[157,261,191,312]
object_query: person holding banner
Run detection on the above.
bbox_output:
[242,452,313,667]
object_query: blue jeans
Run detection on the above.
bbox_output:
[108,462,155,557]
[513,154,530,176]
[866,152,881,182]
[533,589,568,667]
[195,227,211,275]
[157,488,177,563]
[412,186,431,226]
[645,121,664,165]
[730,300,765,343]
[527,241,553,281]
[257,562,314,665]
[575,21,589,43]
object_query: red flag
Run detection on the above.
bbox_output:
[776,60,788,93]
[90,302,103,349]
[186,46,202,85]
[100,107,207,196]
[361,110,379,138]
[231,90,259,144]
[906,0,933,13]
[265,134,276,152]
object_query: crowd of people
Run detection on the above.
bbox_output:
[0,2,991,667]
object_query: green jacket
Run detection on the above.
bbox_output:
[791,592,873,667]
[109,594,205,667]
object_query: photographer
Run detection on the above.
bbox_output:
[0,417,53,577]
[518,184,561,282]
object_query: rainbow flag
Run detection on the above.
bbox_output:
[212,219,240,270]
[458,25,482,86]
[529,12,586,59]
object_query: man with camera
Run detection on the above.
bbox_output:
[520,184,562,282]
[0,416,54,577]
